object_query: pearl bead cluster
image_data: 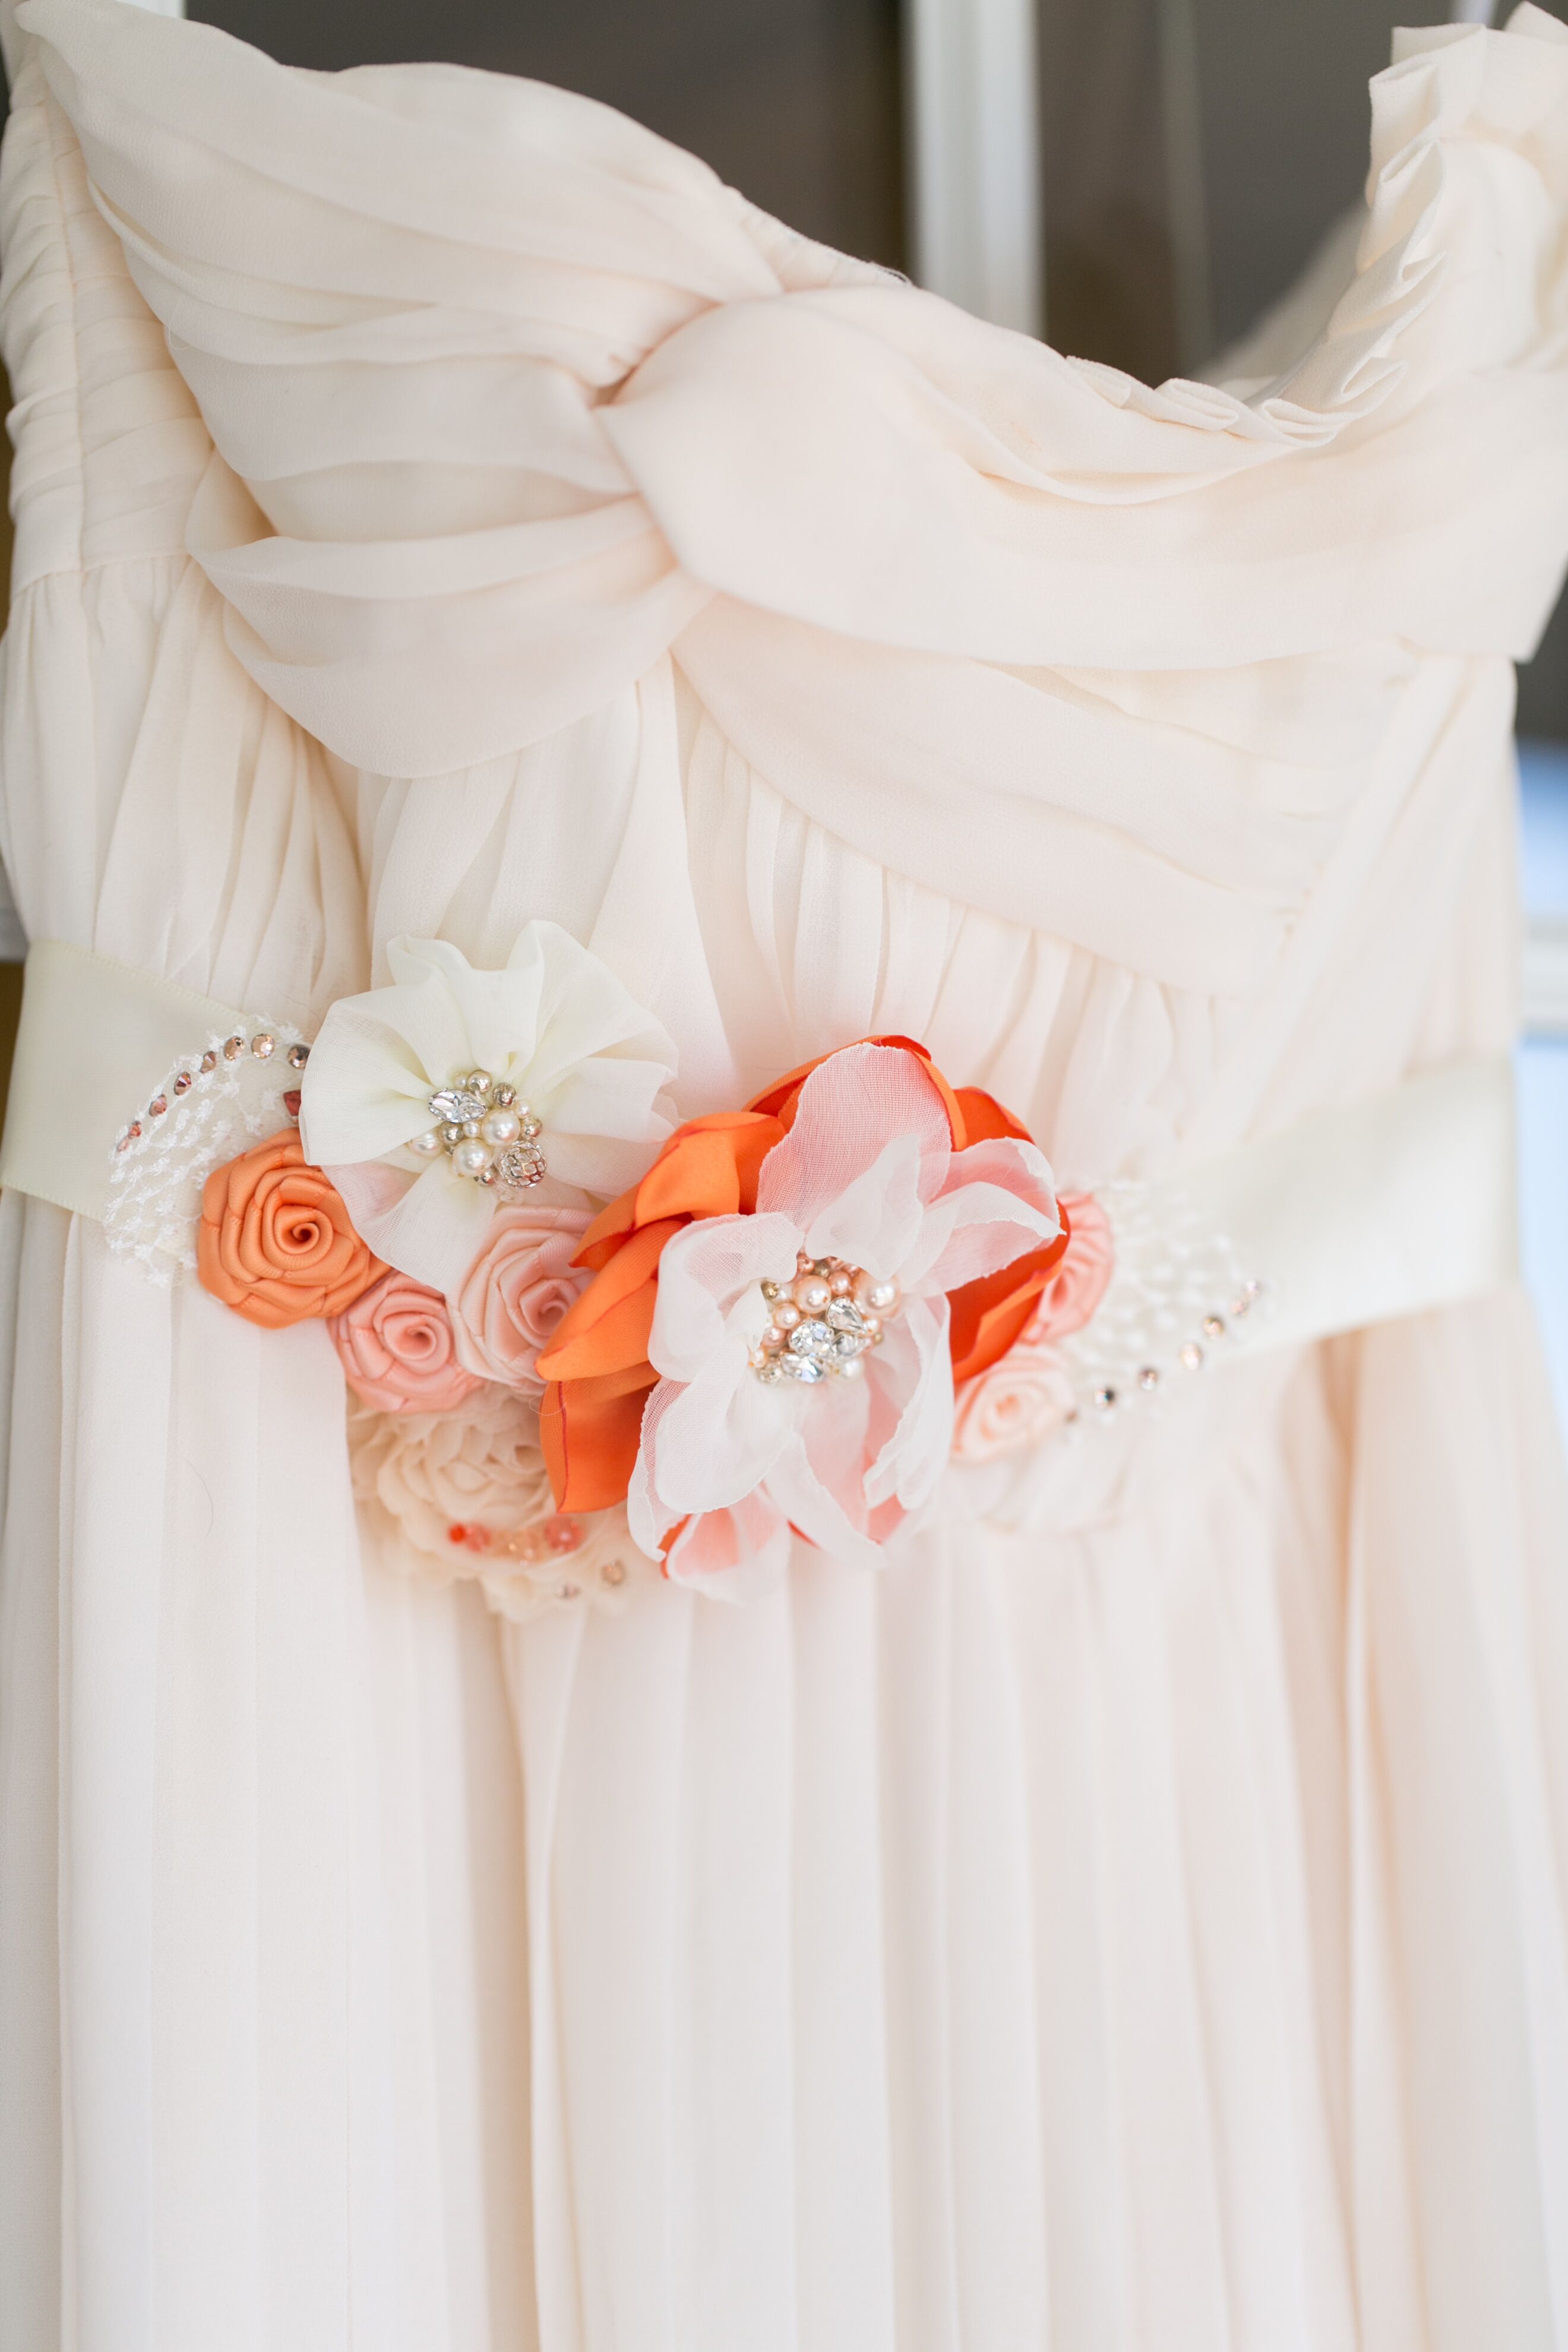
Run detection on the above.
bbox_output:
[1083,1276,1265,1417]
[751,1252,902,1386]
[407,1069,545,1194]
[115,1026,311,1153]
[445,1510,630,1604]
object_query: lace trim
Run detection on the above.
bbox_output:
[104,1017,312,1283]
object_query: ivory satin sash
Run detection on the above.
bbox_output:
[0,938,1520,1353]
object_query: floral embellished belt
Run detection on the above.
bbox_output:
[0,934,1519,1600]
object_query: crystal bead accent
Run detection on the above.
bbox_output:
[789,1319,837,1362]
[495,1142,546,1191]
[421,1068,548,1191]
[429,1085,489,1126]
[751,1252,895,1386]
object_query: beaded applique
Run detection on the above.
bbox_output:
[105,1018,311,1281]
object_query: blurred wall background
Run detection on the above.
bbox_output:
[188,0,908,271]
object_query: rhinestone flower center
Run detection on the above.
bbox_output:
[412,1069,546,1196]
[751,1251,903,1386]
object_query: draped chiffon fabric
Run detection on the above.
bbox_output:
[1,2,1567,2344]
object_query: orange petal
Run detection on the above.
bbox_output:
[540,1369,653,1512]
[953,1085,1032,1147]
[948,1220,1072,1386]
[633,1114,780,1224]
[536,1279,658,1383]
[556,1218,676,1333]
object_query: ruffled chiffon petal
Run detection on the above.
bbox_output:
[756,1044,953,1238]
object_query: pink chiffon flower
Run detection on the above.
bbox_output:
[627,1042,1061,1592]
[330,1269,486,1414]
[950,1192,1114,1460]
[451,1203,591,1394]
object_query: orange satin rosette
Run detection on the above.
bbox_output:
[197,1129,386,1330]
[536,1036,1069,1512]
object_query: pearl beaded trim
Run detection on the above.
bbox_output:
[445,1504,641,1618]
[105,1014,314,1281]
[407,1068,546,1195]
[444,1508,638,1610]
[112,1023,310,1158]
[751,1252,902,1386]
[1053,1173,1269,1428]
[1077,1276,1267,1421]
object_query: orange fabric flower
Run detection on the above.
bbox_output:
[535,1037,1066,1514]
[197,1130,384,1330]
[536,1110,782,1509]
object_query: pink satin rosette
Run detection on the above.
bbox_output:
[450,1204,592,1393]
[329,1269,486,1414]
[951,1193,1115,1459]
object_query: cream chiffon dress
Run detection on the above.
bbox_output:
[2,1,1568,2345]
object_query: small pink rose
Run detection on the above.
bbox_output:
[453,1204,592,1394]
[330,1270,486,1414]
[950,1193,1114,1463]
[1030,1192,1114,1344]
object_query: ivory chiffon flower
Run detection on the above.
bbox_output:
[345,1389,641,1620]
[197,1130,384,1329]
[451,1203,591,1393]
[612,1043,1063,1590]
[346,1386,555,1566]
[330,1270,485,1414]
[299,925,678,1291]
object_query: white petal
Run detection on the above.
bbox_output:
[647,1212,799,1380]
[648,1346,797,1515]
[864,1294,954,1511]
[328,1155,495,1291]
[629,1386,795,1597]
[764,1437,887,1575]
[302,921,679,1198]
[903,1178,1060,1298]
[299,988,451,1165]
[542,1112,676,1200]
[627,1391,669,1561]
[324,1156,412,1245]
[661,1492,795,1599]
[756,1044,953,1236]
[520,921,678,1086]
[804,1132,925,1278]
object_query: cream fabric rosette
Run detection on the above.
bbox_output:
[300,924,678,1289]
